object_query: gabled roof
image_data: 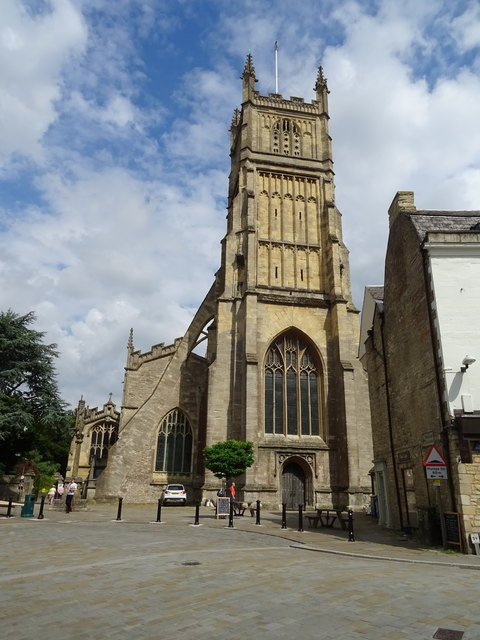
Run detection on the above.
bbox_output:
[411,210,480,240]
[366,285,384,301]
[359,286,384,360]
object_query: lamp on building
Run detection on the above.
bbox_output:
[461,356,476,373]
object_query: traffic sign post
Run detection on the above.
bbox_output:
[422,444,448,548]
[425,467,448,479]
[423,445,447,467]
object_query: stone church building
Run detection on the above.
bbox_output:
[68,56,373,508]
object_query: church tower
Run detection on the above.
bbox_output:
[204,55,372,508]
[93,56,372,509]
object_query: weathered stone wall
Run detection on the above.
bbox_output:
[95,345,208,503]
[382,209,448,529]
[365,194,480,549]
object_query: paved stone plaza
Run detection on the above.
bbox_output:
[1,503,479,639]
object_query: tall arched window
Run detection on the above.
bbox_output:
[155,409,193,473]
[89,422,118,460]
[265,332,321,436]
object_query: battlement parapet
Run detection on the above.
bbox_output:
[83,402,119,423]
[128,336,183,368]
[253,92,322,114]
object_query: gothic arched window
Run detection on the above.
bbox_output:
[264,332,321,436]
[89,422,118,460]
[155,409,193,473]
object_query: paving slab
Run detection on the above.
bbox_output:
[1,503,479,639]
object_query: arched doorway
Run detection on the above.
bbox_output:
[281,461,306,509]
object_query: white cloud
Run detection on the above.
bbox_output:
[0,0,87,166]
[1,0,480,409]
[451,3,480,53]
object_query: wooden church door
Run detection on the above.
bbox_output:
[282,462,306,509]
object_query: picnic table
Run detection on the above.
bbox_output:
[305,509,349,530]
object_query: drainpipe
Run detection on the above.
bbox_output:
[379,311,404,530]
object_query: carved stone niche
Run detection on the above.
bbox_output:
[275,451,317,477]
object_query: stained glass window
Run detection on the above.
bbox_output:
[264,333,321,436]
[155,409,193,473]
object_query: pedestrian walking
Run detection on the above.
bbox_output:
[228,481,236,504]
[65,481,77,513]
[47,486,56,506]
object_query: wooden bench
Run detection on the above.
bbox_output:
[305,513,321,528]
[233,501,247,516]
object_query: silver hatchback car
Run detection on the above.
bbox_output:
[162,484,187,505]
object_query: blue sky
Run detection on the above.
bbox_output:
[1,0,480,408]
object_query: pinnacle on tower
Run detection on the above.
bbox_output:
[314,66,329,92]
[314,66,330,114]
[230,108,241,129]
[241,53,258,102]
[241,53,257,80]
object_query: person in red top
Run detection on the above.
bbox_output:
[228,482,236,504]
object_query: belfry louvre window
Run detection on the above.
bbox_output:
[265,332,320,436]
[155,409,193,473]
[272,119,301,156]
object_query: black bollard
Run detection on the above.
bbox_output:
[281,503,287,529]
[156,498,162,523]
[6,498,14,518]
[347,509,355,542]
[255,499,261,525]
[37,495,46,520]
[116,497,123,521]
[297,504,304,532]
[194,503,200,526]
[228,501,234,528]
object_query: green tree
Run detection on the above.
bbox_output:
[203,440,254,481]
[0,310,72,473]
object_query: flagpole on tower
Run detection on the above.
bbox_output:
[275,41,278,94]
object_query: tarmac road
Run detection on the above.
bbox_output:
[1,503,479,639]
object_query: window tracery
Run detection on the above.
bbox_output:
[89,422,118,460]
[265,332,321,436]
[155,409,193,473]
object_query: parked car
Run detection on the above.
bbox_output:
[162,484,187,505]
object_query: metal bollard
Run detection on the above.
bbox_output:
[156,498,162,523]
[194,503,200,526]
[255,499,261,525]
[37,495,46,520]
[297,504,304,532]
[281,503,287,529]
[6,498,14,518]
[348,509,355,542]
[116,497,123,521]
[228,501,234,528]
